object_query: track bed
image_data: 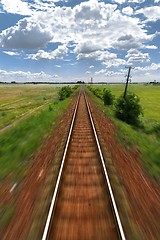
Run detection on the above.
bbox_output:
[44,92,121,239]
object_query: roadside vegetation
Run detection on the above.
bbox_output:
[0,85,58,129]
[0,85,78,181]
[0,84,79,229]
[87,84,160,180]
[58,85,73,100]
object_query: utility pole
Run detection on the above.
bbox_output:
[123,66,133,99]
[91,77,93,84]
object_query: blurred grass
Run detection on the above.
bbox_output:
[87,85,160,180]
[0,206,15,227]
[0,97,71,181]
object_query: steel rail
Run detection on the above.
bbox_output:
[84,91,126,240]
[41,92,80,240]
[42,89,126,240]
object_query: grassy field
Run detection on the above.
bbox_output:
[94,84,160,122]
[0,84,60,129]
[0,84,78,228]
[87,84,160,180]
[0,84,75,181]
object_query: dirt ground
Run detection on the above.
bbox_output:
[1,91,160,240]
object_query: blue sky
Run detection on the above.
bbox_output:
[0,0,160,83]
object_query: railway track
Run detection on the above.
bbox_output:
[42,89,126,240]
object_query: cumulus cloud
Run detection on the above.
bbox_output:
[0,0,58,15]
[135,63,160,72]
[1,0,32,15]
[0,0,156,53]
[136,6,160,22]
[122,6,133,16]
[74,41,101,54]
[76,49,117,61]
[89,65,94,68]
[0,18,52,49]
[126,49,150,63]
[0,69,60,82]
[27,44,68,60]
[103,58,126,68]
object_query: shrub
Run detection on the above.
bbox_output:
[58,86,72,101]
[48,104,53,111]
[152,124,160,138]
[87,86,103,99]
[92,88,102,99]
[103,89,115,105]
[115,92,143,126]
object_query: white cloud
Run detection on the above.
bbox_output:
[0,0,158,75]
[154,0,160,2]
[0,0,58,15]
[74,41,101,54]
[136,6,160,22]
[112,0,125,4]
[95,68,126,76]
[0,18,52,49]
[129,0,145,3]
[122,6,133,16]
[95,69,107,75]
[1,0,32,15]
[0,69,60,82]
[126,49,150,63]
[3,51,20,56]
[0,0,156,53]
[76,49,117,61]
[135,63,160,72]
[27,44,68,60]
[145,45,157,49]
[103,58,126,68]
[89,65,94,68]
[112,31,155,50]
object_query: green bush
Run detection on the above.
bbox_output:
[115,92,143,126]
[58,86,72,101]
[48,104,53,111]
[103,89,115,105]
[152,124,160,138]
[92,88,102,99]
[87,86,103,99]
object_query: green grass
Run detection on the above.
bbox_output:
[87,85,160,180]
[0,206,15,227]
[0,85,59,128]
[0,95,71,181]
[92,84,160,121]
